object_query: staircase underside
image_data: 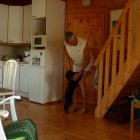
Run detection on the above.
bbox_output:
[101,60,140,117]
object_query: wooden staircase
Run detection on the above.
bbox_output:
[94,0,140,118]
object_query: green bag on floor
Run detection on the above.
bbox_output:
[4,119,38,140]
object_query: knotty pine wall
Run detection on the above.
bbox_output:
[65,0,128,43]
[66,0,128,10]
[64,0,129,105]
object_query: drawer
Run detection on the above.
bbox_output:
[0,68,2,83]
[0,83,2,88]
[0,61,3,67]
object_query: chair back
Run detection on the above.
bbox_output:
[0,96,21,140]
[3,60,18,91]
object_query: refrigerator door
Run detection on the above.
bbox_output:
[30,49,46,67]
[29,67,46,103]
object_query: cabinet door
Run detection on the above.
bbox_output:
[65,11,106,104]
[8,6,23,43]
[23,5,31,43]
[29,67,45,103]
[32,0,46,18]
[0,4,8,43]
[0,68,2,87]
[15,64,20,91]
[20,64,29,93]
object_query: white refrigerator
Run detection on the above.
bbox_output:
[29,49,64,104]
[29,49,47,104]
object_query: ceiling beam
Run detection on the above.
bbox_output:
[0,0,31,6]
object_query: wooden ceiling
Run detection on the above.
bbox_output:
[0,0,31,5]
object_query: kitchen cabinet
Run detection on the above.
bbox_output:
[15,64,20,91]
[0,61,3,87]
[0,4,8,43]
[2,62,29,97]
[23,5,31,43]
[14,63,29,98]
[19,64,29,93]
[29,67,46,103]
[32,0,46,18]
[8,6,23,43]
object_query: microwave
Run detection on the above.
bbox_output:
[32,35,46,48]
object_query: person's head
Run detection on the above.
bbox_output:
[65,31,78,46]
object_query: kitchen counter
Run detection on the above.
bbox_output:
[0,60,30,97]
[0,60,29,65]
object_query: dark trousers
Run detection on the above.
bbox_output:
[64,70,83,113]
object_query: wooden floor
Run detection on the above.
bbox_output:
[6,99,140,140]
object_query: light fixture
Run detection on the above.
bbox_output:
[82,0,91,6]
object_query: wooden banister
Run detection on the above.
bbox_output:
[133,0,140,59]
[126,3,133,72]
[111,32,118,86]
[95,0,139,118]
[94,0,133,67]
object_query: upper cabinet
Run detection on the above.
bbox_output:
[0,4,8,43]
[0,4,31,45]
[32,0,46,18]
[23,5,31,43]
[8,6,23,43]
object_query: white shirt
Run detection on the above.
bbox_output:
[64,37,93,72]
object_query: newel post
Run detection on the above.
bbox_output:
[133,0,140,59]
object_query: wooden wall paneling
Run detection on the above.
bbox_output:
[66,0,128,10]
[66,10,107,52]
[65,0,127,38]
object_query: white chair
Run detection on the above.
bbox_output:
[0,96,21,140]
[0,60,38,139]
[0,96,38,140]
[0,59,18,109]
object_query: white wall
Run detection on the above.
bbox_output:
[45,0,65,102]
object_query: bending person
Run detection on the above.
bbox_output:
[64,31,93,113]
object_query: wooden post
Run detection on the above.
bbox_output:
[130,101,134,131]
[103,44,110,112]
[126,2,133,72]
[119,18,126,84]
[112,33,118,86]
[134,0,140,59]
[95,58,103,118]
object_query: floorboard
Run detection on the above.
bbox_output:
[4,99,140,140]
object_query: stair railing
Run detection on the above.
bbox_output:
[94,0,140,118]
